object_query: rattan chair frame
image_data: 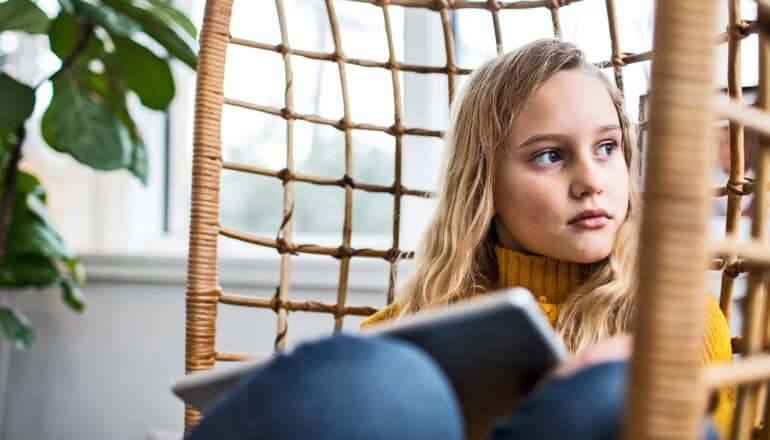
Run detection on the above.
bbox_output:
[184,1,770,438]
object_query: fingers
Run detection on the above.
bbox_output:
[535,334,634,390]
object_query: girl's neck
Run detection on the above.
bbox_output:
[494,245,589,304]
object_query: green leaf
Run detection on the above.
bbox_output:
[0,0,49,34]
[0,134,10,202]
[42,73,133,170]
[0,73,35,131]
[6,216,71,259]
[63,257,86,285]
[79,69,147,185]
[0,306,37,349]
[146,0,196,38]
[48,11,81,60]
[15,170,45,200]
[103,0,197,69]
[0,126,18,152]
[48,12,105,70]
[72,0,137,37]
[57,0,74,13]
[82,68,136,139]
[23,193,53,226]
[60,279,85,312]
[129,137,148,184]
[75,67,147,185]
[112,35,174,110]
[78,63,148,185]
[0,255,58,286]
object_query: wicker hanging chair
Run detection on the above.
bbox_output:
[183,1,770,438]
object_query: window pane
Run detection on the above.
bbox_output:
[211,1,406,257]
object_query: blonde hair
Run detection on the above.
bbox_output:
[392,39,642,353]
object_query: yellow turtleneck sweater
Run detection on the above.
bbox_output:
[359,246,735,438]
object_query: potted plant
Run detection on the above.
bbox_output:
[0,0,197,348]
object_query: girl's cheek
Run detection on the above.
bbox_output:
[520,188,555,215]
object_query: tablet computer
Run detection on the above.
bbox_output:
[360,287,567,438]
[172,287,566,436]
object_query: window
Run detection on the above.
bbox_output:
[167,1,448,258]
[22,0,760,261]
[453,1,655,122]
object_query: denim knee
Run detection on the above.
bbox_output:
[189,333,463,440]
[488,360,722,440]
[488,360,627,440]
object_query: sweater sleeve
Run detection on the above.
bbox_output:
[358,302,402,331]
[702,293,735,440]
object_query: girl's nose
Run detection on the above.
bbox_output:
[569,156,604,199]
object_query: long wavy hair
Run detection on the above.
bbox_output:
[391,39,642,353]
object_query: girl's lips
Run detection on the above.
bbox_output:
[569,216,609,229]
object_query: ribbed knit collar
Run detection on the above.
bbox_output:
[494,245,587,304]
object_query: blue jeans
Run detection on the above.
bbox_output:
[187,334,720,440]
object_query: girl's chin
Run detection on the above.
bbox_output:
[569,255,609,264]
[557,245,613,264]
[533,247,610,264]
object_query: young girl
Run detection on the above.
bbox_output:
[189,38,733,440]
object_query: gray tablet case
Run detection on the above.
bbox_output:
[360,287,567,439]
[360,287,567,406]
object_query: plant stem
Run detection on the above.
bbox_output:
[43,24,94,87]
[0,126,26,266]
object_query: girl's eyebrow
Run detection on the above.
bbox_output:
[596,124,621,133]
[516,124,621,149]
[517,133,568,149]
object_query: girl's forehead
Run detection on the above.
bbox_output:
[509,70,619,146]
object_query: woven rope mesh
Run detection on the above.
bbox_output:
[185,0,770,437]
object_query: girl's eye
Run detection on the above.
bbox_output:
[596,142,617,157]
[532,150,562,165]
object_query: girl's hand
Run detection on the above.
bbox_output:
[536,334,633,390]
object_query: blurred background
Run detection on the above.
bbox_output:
[0,1,759,439]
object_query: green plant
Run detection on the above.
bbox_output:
[0,0,197,348]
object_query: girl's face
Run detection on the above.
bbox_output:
[493,69,629,264]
